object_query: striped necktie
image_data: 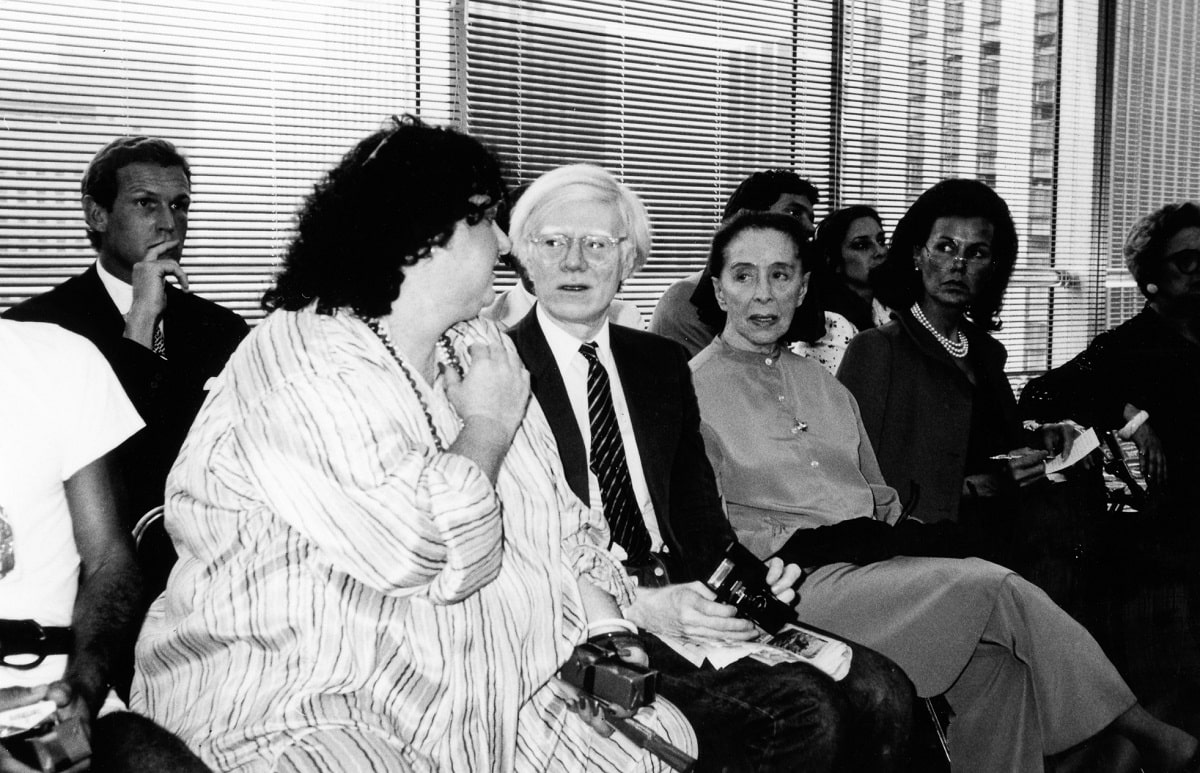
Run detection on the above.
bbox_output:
[579,341,652,564]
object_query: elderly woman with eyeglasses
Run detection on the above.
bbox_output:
[836,180,1077,557]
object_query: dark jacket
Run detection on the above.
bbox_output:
[508,308,735,581]
[837,307,1020,524]
[4,264,249,524]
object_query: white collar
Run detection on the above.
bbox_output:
[537,304,612,368]
[95,259,133,316]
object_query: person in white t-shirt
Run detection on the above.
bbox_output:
[0,320,207,771]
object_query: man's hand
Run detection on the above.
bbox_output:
[763,558,803,604]
[124,240,187,349]
[624,582,757,641]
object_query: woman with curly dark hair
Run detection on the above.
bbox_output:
[132,117,694,772]
[837,180,1077,550]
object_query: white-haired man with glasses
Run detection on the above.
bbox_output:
[506,163,917,773]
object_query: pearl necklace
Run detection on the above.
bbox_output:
[359,316,464,452]
[910,302,969,358]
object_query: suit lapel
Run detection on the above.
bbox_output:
[76,265,129,335]
[509,309,591,506]
[609,325,669,514]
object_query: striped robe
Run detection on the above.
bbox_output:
[131,309,694,772]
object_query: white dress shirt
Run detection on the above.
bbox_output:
[536,304,663,554]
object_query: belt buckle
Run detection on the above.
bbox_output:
[0,618,48,670]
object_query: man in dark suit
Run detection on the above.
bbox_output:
[4,137,248,571]
[505,163,915,772]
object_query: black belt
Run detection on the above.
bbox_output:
[0,619,72,670]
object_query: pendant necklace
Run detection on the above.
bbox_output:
[359,316,464,452]
[911,302,969,358]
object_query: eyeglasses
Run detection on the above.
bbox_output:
[921,238,993,268]
[529,233,627,263]
[1164,248,1200,275]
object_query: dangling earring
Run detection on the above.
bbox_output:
[914,263,920,272]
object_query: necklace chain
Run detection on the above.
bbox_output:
[358,316,464,452]
[910,302,969,358]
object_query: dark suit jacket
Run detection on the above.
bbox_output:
[508,308,735,581]
[4,264,249,525]
[838,307,1021,524]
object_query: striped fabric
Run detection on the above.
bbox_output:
[131,309,694,772]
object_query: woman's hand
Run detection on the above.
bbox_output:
[1038,422,1081,460]
[763,557,804,604]
[1001,448,1050,488]
[445,343,530,481]
[1131,421,1167,488]
[625,583,758,641]
[446,342,530,440]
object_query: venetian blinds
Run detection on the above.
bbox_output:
[0,0,457,321]
[464,0,836,319]
[834,0,1109,380]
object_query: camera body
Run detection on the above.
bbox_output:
[704,542,796,634]
[559,642,657,717]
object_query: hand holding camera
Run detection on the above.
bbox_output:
[703,542,799,635]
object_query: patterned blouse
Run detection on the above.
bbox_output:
[131,309,660,771]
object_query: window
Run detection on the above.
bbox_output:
[465,0,835,315]
[1,0,1193,386]
[0,0,456,320]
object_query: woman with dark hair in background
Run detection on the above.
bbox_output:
[837,179,1077,559]
[817,205,892,333]
[131,116,694,772]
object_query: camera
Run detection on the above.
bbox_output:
[704,541,796,634]
[0,701,91,773]
[559,642,657,717]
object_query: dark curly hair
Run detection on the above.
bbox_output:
[263,116,507,318]
[871,179,1018,332]
[81,136,190,249]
